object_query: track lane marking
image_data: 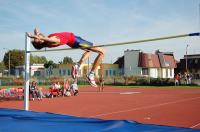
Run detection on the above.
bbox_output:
[190,122,200,128]
[90,97,200,118]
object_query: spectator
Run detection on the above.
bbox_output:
[55,82,61,89]
[29,81,39,101]
[184,72,189,84]
[70,79,79,96]
[63,80,70,97]
[188,74,193,84]
[37,87,44,100]
[175,73,180,86]
[55,82,62,96]
[49,83,57,98]
[99,75,104,92]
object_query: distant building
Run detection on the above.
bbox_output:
[15,64,45,77]
[14,63,119,78]
[45,63,119,78]
[113,56,124,75]
[176,54,200,79]
[114,50,176,78]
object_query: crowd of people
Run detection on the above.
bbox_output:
[174,72,193,86]
[29,79,79,101]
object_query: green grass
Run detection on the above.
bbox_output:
[0,86,23,89]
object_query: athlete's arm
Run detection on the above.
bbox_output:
[39,36,60,43]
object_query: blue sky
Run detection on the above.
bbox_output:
[0,0,199,63]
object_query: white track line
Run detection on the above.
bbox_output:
[90,96,200,118]
[190,122,200,128]
[81,91,141,94]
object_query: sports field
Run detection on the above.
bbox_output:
[1,86,200,130]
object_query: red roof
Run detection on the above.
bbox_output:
[138,52,176,68]
[163,55,176,68]
[138,52,160,68]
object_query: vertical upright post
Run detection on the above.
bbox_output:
[8,52,10,77]
[24,33,30,111]
[186,44,189,72]
[87,57,90,74]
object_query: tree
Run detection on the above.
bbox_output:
[44,60,57,77]
[61,56,73,64]
[3,49,25,69]
[0,61,6,73]
[3,49,49,75]
[30,55,48,64]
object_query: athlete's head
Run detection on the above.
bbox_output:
[31,33,47,50]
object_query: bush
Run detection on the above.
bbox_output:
[150,78,174,86]
[136,77,150,85]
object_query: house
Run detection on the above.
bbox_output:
[15,64,45,77]
[45,63,119,78]
[176,54,200,79]
[45,64,73,77]
[114,56,124,75]
[114,49,176,78]
[14,62,119,78]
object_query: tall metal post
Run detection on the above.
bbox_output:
[88,57,90,74]
[3,48,11,76]
[24,33,30,111]
[8,52,10,76]
[186,44,189,72]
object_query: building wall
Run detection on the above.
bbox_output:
[15,64,44,77]
[157,68,162,78]
[103,64,119,77]
[44,63,119,78]
[161,68,174,78]
[124,50,142,76]
[149,68,158,78]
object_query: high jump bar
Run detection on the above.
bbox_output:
[29,32,200,53]
[23,32,199,111]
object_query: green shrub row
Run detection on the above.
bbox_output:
[0,76,175,86]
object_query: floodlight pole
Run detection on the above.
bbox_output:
[186,44,189,72]
[24,33,30,111]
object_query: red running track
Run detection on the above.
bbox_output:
[1,86,200,129]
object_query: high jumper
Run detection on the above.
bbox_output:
[27,28,105,87]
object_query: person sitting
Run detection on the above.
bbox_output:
[29,81,39,101]
[63,80,70,97]
[70,79,79,96]
[49,83,57,98]
[55,82,62,96]
[37,87,44,100]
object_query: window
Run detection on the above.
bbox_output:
[106,70,108,76]
[170,69,172,77]
[59,69,62,75]
[109,69,112,76]
[113,70,116,76]
[63,70,66,75]
[189,59,193,64]
[68,69,70,76]
[195,59,198,64]
[166,69,168,77]
[142,68,148,75]
[34,71,40,76]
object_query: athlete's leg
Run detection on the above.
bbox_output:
[78,50,92,64]
[87,47,105,71]
[71,50,92,79]
[85,47,105,87]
